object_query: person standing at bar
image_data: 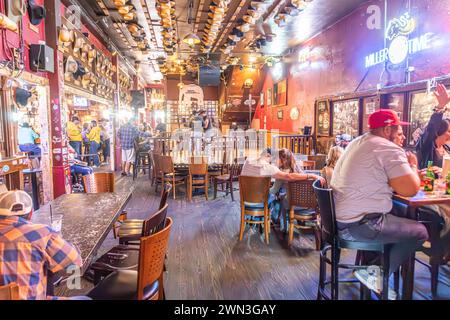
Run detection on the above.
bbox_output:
[118,119,150,176]
[87,120,101,167]
[0,190,83,300]
[67,116,82,157]
[155,118,166,136]
[99,120,111,165]
[331,109,428,298]
[18,122,41,157]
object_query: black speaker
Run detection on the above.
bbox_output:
[29,44,54,73]
[198,65,220,86]
[131,90,146,109]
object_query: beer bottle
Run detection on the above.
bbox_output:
[424,161,435,192]
[446,172,450,195]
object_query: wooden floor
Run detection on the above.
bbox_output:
[60,173,450,300]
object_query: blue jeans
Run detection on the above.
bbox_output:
[71,164,93,176]
[89,141,100,166]
[103,139,110,160]
[19,144,41,156]
[69,141,82,159]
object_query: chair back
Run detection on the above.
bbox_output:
[142,203,168,237]
[312,179,337,245]
[0,283,19,300]
[83,172,115,193]
[229,163,243,178]
[189,162,208,176]
[159,155,175,174]
[137,217,173,300]
[307,154,327,170]
[287,179,317,210]
[238,176,271,204]
[301,160,316,170]
[159,183,172,209]
[152,153,162,176]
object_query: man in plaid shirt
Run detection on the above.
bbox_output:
[118,119,150,176]
[0,191,82,300]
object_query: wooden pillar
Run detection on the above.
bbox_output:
[44,0,71,197]
[112,55,121,172]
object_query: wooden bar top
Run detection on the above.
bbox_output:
[31,192,132,273]
[393,190,450,207]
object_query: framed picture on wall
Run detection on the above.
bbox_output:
[332,99,360,139]
[316,100,331,136]
[277,110,283,120]
[273,80,287,106]
[409,90,450,146]
[267,88,272,106]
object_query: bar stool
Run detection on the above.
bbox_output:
[133,150,151,181]
[23,168,42,210]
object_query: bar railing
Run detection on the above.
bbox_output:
[273,134,315,155]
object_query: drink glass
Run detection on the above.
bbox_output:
[51,214,63,233]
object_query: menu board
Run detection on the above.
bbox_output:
[409,90,450,146]
[332,99,360,138]
[316,100,331,136]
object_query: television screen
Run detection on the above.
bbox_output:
[198,65,220,86]
[73,96,89,109]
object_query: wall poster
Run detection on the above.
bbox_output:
[316,100,331,136]
[332,99,359,138]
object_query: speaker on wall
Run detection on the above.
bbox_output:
[29,44,54,73]
[131,90,146,109]
[198,65,220,86]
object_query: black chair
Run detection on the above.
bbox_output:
[133,140,151,181]
[89,203,169,285]
[118,183,172,245]
[313,180,399,300]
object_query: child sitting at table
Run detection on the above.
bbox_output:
[269,148,303,231]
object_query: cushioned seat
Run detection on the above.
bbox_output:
[244,202,265,211]
[163,173,186,181]
[292,207,316,216]
[215,174,230,181]
[87,270,159,300]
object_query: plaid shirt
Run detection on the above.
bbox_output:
[118,124,149,150]
[0,216,82,300]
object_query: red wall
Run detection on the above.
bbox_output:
[254,0,450,133]
[0,0,47,77]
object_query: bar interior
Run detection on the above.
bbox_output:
[0,0,449,302]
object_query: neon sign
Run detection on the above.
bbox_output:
[365,13,434,68]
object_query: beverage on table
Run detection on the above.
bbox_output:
[424,161,435,192]
[446,172,450,195]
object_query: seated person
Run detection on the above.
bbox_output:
[0,190,83,300]
[321,146,344,187]
[241,148,324,223]
[18,122,41,157]
[331,109,428,298]
[68,144,93,185]
[269,148,304,230]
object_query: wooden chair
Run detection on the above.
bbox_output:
[160,155,186,199]
[287,179,321,250]
[238,176,271,244]
[0,283,19,300]
[87,217,173,300]
[82,172,127,239]
[118,184,171,245]
[213,163,242,201]
[90,203,169,285]
[300,160,316,170]
[188,157,208,201]
[152,153,163,192]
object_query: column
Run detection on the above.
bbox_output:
[44,0,71,197]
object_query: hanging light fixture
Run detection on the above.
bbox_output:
[182,33,201,47]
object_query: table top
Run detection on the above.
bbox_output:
[393,190,450,207]
[31,192,132,273]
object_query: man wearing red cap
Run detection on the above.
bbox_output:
[330,108,428,299]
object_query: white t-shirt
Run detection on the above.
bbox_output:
[241,158,281,177]
[330,133,413,223]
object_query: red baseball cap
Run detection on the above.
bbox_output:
[368,109,409,129]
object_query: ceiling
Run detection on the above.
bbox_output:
[74,0,370,84]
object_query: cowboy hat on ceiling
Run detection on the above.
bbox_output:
[14,87,32,106]
[7,0,26,23]
[27,0,46,26]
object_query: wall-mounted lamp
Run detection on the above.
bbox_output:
[244,78,254,88]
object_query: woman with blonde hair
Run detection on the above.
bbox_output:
[322,146,344,186]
